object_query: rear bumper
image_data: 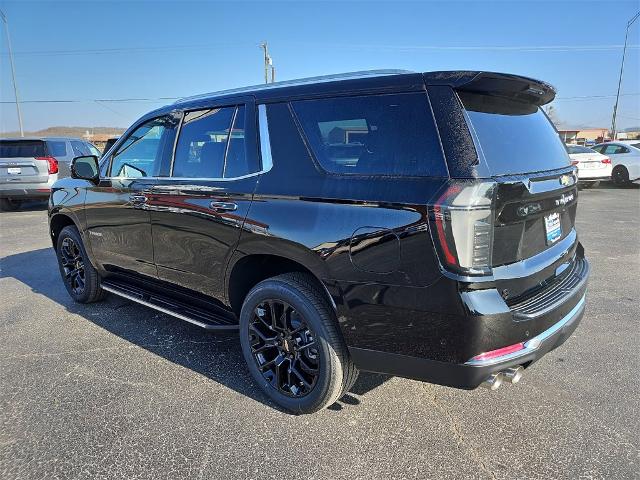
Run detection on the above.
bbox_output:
[0,178,55,199]
[349,293,585,389]
[345,248,590,389]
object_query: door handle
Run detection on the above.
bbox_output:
[209,201,237,212]
[129,194,147,204]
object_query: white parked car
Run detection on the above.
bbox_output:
[592,142,640,186]
[566,144,612,186]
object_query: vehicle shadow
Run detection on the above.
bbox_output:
[0,246,391,413]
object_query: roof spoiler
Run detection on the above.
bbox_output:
[423,71,556,106]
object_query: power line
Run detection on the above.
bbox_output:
[1,42,638,57]
[2,93,638,105]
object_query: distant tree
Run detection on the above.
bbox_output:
[544,105,561,127]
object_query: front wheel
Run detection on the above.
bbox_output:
[239,273,358,414]
[56,225,106,303]
[612,165,630,186]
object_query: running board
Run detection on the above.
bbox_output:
[101,280,239,331]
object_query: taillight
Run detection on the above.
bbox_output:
[570,160,579,166]
[429,181,496,276]
[36,156,58,174]
[468,342,525,362]
[601,157,611,164]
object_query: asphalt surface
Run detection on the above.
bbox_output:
[1,184,639,480]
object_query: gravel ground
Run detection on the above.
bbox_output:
[1,184,639,480]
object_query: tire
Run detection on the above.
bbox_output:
[612,165,630,186]
[239,272,358,414]
[56,225,106,303]
[0,198,21,211]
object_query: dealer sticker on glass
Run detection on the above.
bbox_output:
[544,212,562,245]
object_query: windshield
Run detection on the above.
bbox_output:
[459,92,570,175]
[566,145,596,154]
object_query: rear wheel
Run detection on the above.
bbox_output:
[239,272,358,414]
[0,198,21,211]
[56,225,106,303]
[612,165,630,186]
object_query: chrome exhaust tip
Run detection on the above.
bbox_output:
[503,366,524,384]
[481,373,503,391]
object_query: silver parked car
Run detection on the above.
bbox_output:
[0,137,100,210]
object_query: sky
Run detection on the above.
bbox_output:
[1,0,639,133]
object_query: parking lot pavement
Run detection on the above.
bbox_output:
[0,185,638,480]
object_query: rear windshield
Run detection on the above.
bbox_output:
[0,140,47,158]
[459,92,570,175]
[292,93,447,177]
[566,145,595,154]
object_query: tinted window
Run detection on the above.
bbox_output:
[591,145,605,153]
[0,140,46,158]
[87,143,101,156]
[292,93,447,177]
[566,145,595,154]
[71,140,90,157]
[110,116,178,177]
[603,145,629,155]
[47,141,68,157]
[459,92,570,175]
[172,107,235,178]
[630,143,640,149]
[224,106,258,178]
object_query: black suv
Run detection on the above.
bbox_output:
[49,70,589,413]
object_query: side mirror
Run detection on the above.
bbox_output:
[71,155,100,182]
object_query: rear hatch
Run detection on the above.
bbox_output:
[458,89,577,268]
[0,140,51,184]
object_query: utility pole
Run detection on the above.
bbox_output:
[259,42,275,84]
[611,10,639,141]
[0,9,24,137]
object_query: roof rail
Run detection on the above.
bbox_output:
[175,69,415,104]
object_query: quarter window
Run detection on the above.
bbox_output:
[291,93,447,177]
[110,116,178,178]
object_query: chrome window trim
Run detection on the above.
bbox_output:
[464,293,586,367]
[258,104,274,172]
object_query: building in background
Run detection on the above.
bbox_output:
[557,128,610,145]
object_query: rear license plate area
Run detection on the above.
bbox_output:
[7,167,21,174]
[544,212,562,245]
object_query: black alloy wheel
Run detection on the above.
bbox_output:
[248,300,319,397]
[60,237,86,295]
[239,273,358,414]
[612,165,630,186]
[56,225,106,303]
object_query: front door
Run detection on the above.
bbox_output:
[84,114,179,278]
[147,101,261,300]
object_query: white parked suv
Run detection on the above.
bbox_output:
[592,142,640,186]
[0,137,100,210]
[566,144,612,187]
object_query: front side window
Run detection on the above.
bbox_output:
[71,140,90,157]
[292,93,447,177]
[603,145,629,155]
[110,116,178,178]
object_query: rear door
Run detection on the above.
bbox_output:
[147,99,261,301]
[84,115,179,278]
[0,140,50,186]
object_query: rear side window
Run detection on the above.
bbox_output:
[602,145,629,155]
[0,140,46,158]
[172,106,256,178]
[292,93,447,177]
[47,141,68,157]
[459,92,570,175]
